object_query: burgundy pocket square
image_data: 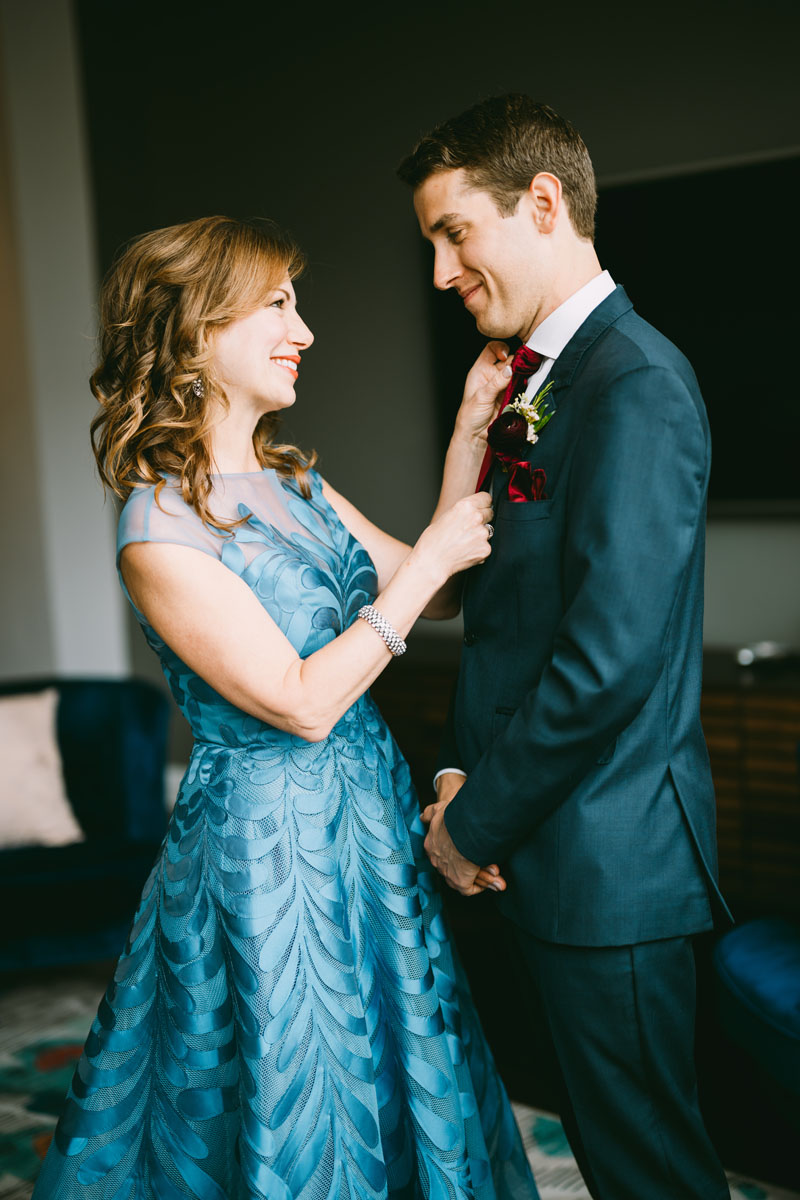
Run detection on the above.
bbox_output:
[508,463,547,503]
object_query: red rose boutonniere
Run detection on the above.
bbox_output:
[486,381,555,503]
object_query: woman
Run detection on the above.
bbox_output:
[34,216,538,1199]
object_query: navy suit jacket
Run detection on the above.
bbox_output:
[441,286,733,946]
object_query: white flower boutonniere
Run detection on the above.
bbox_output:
[507,380,556,444]
[487,380,557,460]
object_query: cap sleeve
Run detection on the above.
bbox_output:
[117,483,225,565]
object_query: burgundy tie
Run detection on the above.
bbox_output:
[476,344,544,491]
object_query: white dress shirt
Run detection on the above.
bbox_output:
[521,269,616,397]
[434,270,617,790]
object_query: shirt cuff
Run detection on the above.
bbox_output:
[432,767,467,793]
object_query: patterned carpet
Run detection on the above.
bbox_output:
[510,1103,800,1200]
[0,971,797,1200]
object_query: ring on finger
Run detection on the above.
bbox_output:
[486,523,494,539]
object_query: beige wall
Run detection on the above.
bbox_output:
[0,0,128,679]
[705,523,800,648]
[0,32,53,676]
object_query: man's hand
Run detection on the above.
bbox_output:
[434,771,467,807]
[421,773,507,896]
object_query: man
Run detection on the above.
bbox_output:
[398,95,732,1200]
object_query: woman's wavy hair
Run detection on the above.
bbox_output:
[90,215,315,529]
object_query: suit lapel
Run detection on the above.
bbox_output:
[491,286,634,500]
[544,285,633,400]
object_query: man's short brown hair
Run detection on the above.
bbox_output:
[398,94,597,241]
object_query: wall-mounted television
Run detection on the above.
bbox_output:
[429,153,800,517]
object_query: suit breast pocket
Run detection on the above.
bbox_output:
[497,497,555,523]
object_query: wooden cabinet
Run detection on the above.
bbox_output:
[370,636,459,797]
[702,653,800,921]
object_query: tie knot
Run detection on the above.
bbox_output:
[511,344,543,381]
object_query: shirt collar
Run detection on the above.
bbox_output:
[527,270,616,361]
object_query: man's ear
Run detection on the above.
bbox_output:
[528,172,562,234]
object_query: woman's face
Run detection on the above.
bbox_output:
[209,276,313,414]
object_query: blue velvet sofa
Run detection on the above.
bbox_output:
[0,677,170,972]
[714,916,800,1129]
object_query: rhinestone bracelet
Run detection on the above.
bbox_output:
[357,605,407,657]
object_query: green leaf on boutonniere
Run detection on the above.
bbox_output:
[507,380,556,445]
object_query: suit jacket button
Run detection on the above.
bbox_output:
[463,631,479,646]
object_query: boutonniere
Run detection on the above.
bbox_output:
[486,381,555,504]
[487,381,556,466]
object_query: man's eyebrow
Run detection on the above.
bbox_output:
[429,212,463,234]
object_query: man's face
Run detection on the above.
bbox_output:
[413,168,546,341]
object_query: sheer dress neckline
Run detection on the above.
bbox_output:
[208,468,270,478]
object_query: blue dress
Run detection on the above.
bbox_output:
[34,468,538,1200]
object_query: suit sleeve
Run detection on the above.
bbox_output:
[444,365,708,865]
[434,675,465,777]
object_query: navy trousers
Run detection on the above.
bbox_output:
[515,930,730,1200]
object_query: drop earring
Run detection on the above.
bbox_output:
[192,378,204,398]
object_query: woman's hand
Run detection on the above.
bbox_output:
[455,340,513,444]
[409,492,493,585]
